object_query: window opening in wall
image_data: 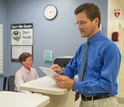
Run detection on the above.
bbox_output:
[0,24,3,75]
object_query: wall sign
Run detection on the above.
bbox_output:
[113,8,121,19]
[11,23,33,62]
[44,50,53,61]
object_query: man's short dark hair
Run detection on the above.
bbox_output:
[19,52,32,64]
[74,3,101,28]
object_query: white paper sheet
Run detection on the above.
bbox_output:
[39,66,59,80]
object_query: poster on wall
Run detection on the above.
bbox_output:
[11,23,33,45]
[11,23,33,62]
[11,45,33,62]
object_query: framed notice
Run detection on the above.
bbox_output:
[11,23,33,62]
[11,45,33,62]
[11,23,33,45]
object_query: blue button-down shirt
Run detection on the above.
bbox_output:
[62,30,121,96]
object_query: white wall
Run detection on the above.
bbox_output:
[108,0,124,38]
[108,0,124,99]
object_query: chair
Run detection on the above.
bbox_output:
[8,75,15,91]
[54,57,72,67]
[3,76,7,91]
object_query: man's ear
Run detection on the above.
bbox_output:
[94,17,99,27]
[22,61,25,65]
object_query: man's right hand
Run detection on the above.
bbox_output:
[50,64,64,75]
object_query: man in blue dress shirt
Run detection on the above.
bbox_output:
[50,3,121,107]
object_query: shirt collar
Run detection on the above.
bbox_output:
[22,66,32,73]
[88,30,102,45]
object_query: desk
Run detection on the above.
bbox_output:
[20,76,81,107]
[0,91,49,107]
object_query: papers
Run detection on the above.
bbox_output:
[39,66,59,80]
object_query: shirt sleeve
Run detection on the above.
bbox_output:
[62,57,78,79]
[62,44,84,78]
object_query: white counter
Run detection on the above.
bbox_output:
[20,76,81,107]
[0,91,50,107]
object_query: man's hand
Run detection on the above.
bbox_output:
[53,75,73,89]
[50,64,64,75]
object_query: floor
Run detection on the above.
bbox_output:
[118,104,124,107]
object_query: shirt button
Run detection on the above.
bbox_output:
[76,89,78,92]
[89,91,91,93]
[85,68,87,69]
[83,78,85,79]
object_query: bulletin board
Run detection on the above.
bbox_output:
[11,23,33,62]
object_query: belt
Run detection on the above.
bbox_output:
[81,95,113,101]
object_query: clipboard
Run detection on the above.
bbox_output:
[39,66,59,80]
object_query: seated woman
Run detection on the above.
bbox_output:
[14,52,39,94]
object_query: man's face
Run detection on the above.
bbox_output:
[22,57,33,70]
[76,11,98,39]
